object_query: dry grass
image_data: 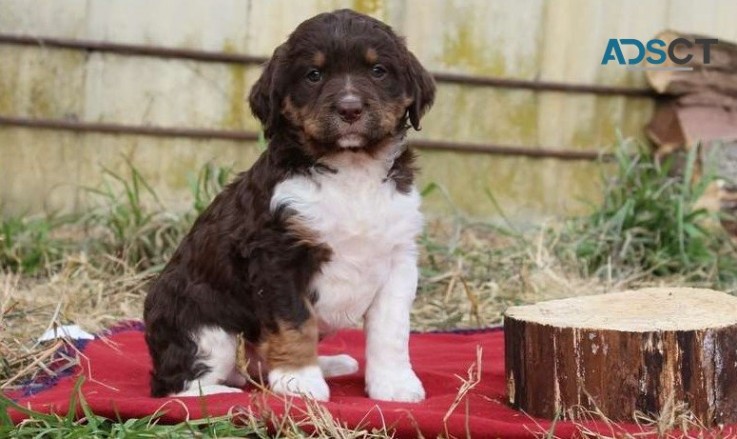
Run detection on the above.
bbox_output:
[223,373,398,438]
[1,217,645,388]
[548,395,734,439]
[411,217,690,332]
[0,216,730,438]
[1,256,150,391]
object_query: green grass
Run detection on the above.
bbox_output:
[555,139,737,288]
[84,160,185,273]
[1,378,266,438]
[3,140,737,438]
[87,160,231,273]
[0,213,71,275]
[3,140,735,287]
[1,377,392,438]
[187,162,232,217]
[0,160,232,275]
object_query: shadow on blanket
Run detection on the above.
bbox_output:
[4,323,719,438]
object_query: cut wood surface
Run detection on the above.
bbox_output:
[504,288,737,425]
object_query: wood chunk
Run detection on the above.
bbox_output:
[645,30,737,96]
[646,104,737,153]
[504,288,737,425]
[644,31,737,240]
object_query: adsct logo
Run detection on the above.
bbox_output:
[601,38,718,71]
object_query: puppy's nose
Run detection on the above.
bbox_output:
[336,96,363,123]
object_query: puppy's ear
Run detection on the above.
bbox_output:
[249,46,286,137]
[406,51,436,131]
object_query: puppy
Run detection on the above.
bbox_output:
[143,9,435,402]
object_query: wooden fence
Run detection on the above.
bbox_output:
[1,0,736,219]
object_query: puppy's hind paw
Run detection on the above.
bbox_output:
[269,365,330,401]
[175,384,244,397]
[318,354,359,377]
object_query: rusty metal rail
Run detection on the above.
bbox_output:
[0,33,656,98]
[431,72,655,97]
[0,33,268,65]
[409,138,605,160]
[0,115,260,142]
[0,115,609,161]
[0,33,630,161]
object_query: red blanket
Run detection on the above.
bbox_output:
[5,323,725,438]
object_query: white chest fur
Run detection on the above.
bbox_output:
[270,148,423,330]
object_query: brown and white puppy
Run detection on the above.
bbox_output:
[143,9,435,402]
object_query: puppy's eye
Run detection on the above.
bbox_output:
[370,64,387,79]
[306,68,322,83]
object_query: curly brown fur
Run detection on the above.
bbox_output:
[144,8,435,397]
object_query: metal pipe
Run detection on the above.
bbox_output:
[433,72,655,97]
[409,138,606,161]
[0,115,261,141]
[0,33,656,98]
[0,33,268,65]
[0,115,609,161]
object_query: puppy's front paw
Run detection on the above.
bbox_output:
[269,365,330,401]
[366,368,425,402]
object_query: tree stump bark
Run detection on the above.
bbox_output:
[504,288,737,425]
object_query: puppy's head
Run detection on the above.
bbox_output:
[249,9,435,155]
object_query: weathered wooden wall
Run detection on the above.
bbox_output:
[2,0,737,220]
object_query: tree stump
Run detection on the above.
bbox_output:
[504,288,737,425]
